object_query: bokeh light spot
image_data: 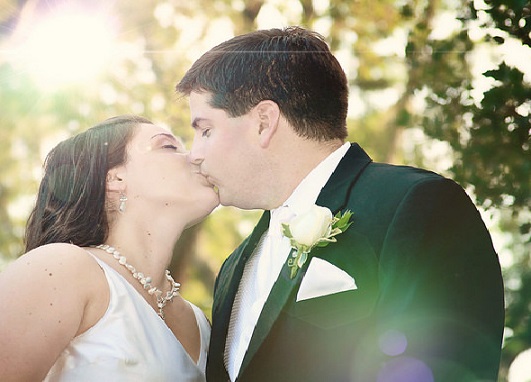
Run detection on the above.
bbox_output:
[377,356,434,382]
[379,329,408,356]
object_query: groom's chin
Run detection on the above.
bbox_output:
[217,191,258,210]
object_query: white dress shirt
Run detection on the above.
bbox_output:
[225,142,350,381]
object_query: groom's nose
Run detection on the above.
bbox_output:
[189,152,202,165]
[188,139,204,165]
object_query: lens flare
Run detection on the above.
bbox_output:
[12,6,115,90]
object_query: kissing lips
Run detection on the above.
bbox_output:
[204,175,219,194]
[194,172,217,190]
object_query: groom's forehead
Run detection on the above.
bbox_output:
[189,91,213,112]
[189,92,233,126]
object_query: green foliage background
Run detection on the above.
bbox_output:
[0,0,529,379]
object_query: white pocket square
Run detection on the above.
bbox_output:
[296,257,357,302]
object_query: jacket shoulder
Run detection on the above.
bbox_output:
[356,162,463,201]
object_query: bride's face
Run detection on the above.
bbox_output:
[120,123,219,223]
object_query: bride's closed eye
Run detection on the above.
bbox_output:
[150,132,186,153]
[162,144,178,150]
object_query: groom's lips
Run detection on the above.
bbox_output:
[207,177,220,193]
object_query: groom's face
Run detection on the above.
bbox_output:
[188,91,265,209]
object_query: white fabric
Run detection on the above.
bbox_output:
[296,257,357,302]
[255,206,296,301]
[225,142,350,381]
[224,234,265,381]
[44,253,209,382]
[224,207,294,381]
[284,142,350,216]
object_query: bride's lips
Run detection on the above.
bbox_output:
[193,172,216,189]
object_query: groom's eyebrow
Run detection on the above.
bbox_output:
[191,118,209,129]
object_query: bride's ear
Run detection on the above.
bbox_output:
[106,167,126,194]
[255,100,280,148]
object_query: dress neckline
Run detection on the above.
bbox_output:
[85,249,205,366]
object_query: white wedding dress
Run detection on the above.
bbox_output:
[44,252,209,382]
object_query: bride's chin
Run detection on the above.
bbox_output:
[206,197,221,214]
[184,206,218,229]
[188,194,219,224]
[205,186,220,205]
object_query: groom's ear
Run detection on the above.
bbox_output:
[255,100,280,148]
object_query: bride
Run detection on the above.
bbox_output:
[0,115,219,381]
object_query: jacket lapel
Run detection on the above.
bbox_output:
[209,211,270,379]
[237,143,372,378]
[316,143,372,213]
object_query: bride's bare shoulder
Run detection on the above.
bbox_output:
[5,242,102,277]
[0,243,108,380]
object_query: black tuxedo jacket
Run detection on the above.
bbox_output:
[206,143,504,382]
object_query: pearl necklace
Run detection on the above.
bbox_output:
[95,244,180,320]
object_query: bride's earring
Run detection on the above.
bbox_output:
[119,194,128,213]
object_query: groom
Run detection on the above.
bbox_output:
[176,27,504,381]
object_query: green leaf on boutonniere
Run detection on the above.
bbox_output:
[282,206,354,279]
[335,210,354,232]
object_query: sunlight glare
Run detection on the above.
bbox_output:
[508,348,531,382]
[15,8,115,90]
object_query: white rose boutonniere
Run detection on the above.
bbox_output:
[282,205,354,279]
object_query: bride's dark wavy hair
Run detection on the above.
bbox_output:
[24,115,153,252]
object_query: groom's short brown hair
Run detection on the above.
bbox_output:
[176,26,349,141]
